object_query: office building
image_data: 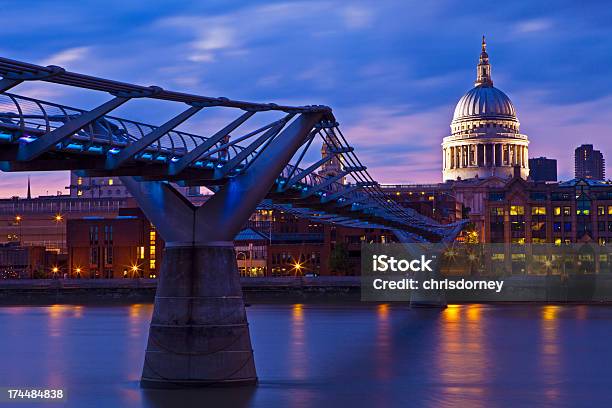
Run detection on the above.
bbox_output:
[529,157,557,182]
[575,144,605,180]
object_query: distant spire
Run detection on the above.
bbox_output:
[475,35,493,87]
[26,176,31,199]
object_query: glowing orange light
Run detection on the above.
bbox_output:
[292,261,305,275]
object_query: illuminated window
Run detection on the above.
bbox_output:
[598,206,605,215]
[77,189,83,196]
[554,207,561,216]
[491,207,504,216]
[563,207,571,216]
[139,246,145,259]
[608,206,612,215]
[108,179,114,185]
[510,206,524,216]
[77,177,83,185]
[149,229,156,270]
[554,238,562,246]
[531,207,546,215]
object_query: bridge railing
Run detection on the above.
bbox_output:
[0,92,258,164]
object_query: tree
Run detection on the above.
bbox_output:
[329,243,352,275]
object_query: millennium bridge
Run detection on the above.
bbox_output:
[0,56,464,387]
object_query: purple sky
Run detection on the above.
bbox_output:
[1,0,611,198]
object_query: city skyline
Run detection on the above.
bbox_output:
[2,0,612,197]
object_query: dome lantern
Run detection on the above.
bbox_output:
[475,35,493,87]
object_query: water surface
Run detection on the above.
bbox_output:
[0,303,610,407]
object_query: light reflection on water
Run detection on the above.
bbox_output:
[0,303,611,407]
[290,304,307,380]
[433,304,488,407]
[375,303,392,381]
[541,305,561,405]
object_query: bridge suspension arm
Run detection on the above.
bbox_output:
[107,104,204,169]
[194,112,323,243]
[217,113,296,178]
[169,111,255,175]
[0,78,21,93]
[277,129,319,186]
[18,96,130,161]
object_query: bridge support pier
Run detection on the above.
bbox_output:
[141,244,256,388]
[120,112,323,388]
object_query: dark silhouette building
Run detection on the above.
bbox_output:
[66,207,392,278]
[529,157,557,182]
[575,144,605,180]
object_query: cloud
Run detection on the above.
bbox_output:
[192,26,234,51]
[152,1,346,66]
[256,74,283,88]
[340,105,451,183]
[341,5,374,29]
[153,16,242,64]
[515,90,612,180]
[2,0,612,197]
[187,53,216,63]
[40,46,91,66]
[513,18,553,34]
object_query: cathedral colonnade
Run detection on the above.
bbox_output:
[443,142,529,170]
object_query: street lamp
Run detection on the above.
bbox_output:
[15,215,22,244]
[292,260,304,276]
[54,214,64,253]
[130,264,140,278]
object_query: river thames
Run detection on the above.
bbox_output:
[1,303,610,407]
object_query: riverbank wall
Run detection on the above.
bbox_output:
[2,275,612,304]
[0,277,361,304]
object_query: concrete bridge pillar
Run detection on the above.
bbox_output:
[141,244,256,388]
[121,112,323,388]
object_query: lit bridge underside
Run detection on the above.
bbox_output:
[0,56,465,388]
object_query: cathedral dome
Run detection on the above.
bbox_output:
[452,85,516,123]
[441,36,530,182]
